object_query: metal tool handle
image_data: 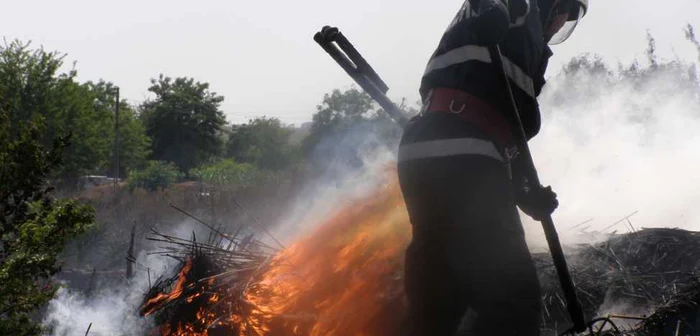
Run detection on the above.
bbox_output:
[313,26,408,127]
[490,45,586,333]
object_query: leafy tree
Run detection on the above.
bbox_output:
[86,80,151,177]
[301,87,407,161]
[0,41,122,185]
[127,160,182,191]
[226,117,298,170]
[0,118,95,334]
[302,87,376,154]
[113,104,151,175]
[53,82,113,184]
[140,75,226,173]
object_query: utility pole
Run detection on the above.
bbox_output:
[113,87,120,190]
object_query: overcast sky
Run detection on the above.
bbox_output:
[3,0,699,125]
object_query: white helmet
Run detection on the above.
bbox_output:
[545,0,588,45]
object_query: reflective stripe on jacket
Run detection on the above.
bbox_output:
[419,0,553,139]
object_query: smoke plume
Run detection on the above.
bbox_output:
[272,118,402,244]
[523,44,700,323]
[42,222,207,335]
[521,50,700,251]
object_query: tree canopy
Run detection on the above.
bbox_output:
[140,75,226,173]
[226,117,297,171]
[0,84,95,336]
[301,87,408,164]
[86,80,151,177]
[0,41,150,185]
[302,87,377,154]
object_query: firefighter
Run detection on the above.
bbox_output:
[397,0,588,335]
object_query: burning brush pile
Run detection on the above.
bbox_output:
[139,180,410,336]
[139,180,700,336]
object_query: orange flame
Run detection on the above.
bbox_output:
[141,257,194,317]
[153,172,412,335]
[243,178,411,335]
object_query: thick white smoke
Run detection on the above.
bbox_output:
[271,119,401,244]
[42,222,206,335]
[516,51,700,326]
[43,268,154,335]
[521,54,700,251]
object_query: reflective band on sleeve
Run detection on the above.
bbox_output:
[500,56,536,97]
[423,45,536,98]
[423,45,492,75]
[398,138,504,163]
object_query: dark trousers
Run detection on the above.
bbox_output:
[397,113,541,336]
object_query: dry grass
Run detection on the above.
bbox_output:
[58,169,306,278]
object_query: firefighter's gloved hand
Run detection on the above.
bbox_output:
[517,184,559,221]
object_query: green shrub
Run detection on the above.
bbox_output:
[190,159,260,186]
[0,119,95,335]
[127,160,182,191]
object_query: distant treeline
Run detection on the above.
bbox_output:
[0,40,411,192]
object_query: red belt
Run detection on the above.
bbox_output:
[424,88,515,151]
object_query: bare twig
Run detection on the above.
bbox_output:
[234,199,285,249]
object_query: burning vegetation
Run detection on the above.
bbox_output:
[139,177,700,336]
[139,179,410,335]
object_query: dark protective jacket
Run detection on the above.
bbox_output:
[419,0,553,139]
